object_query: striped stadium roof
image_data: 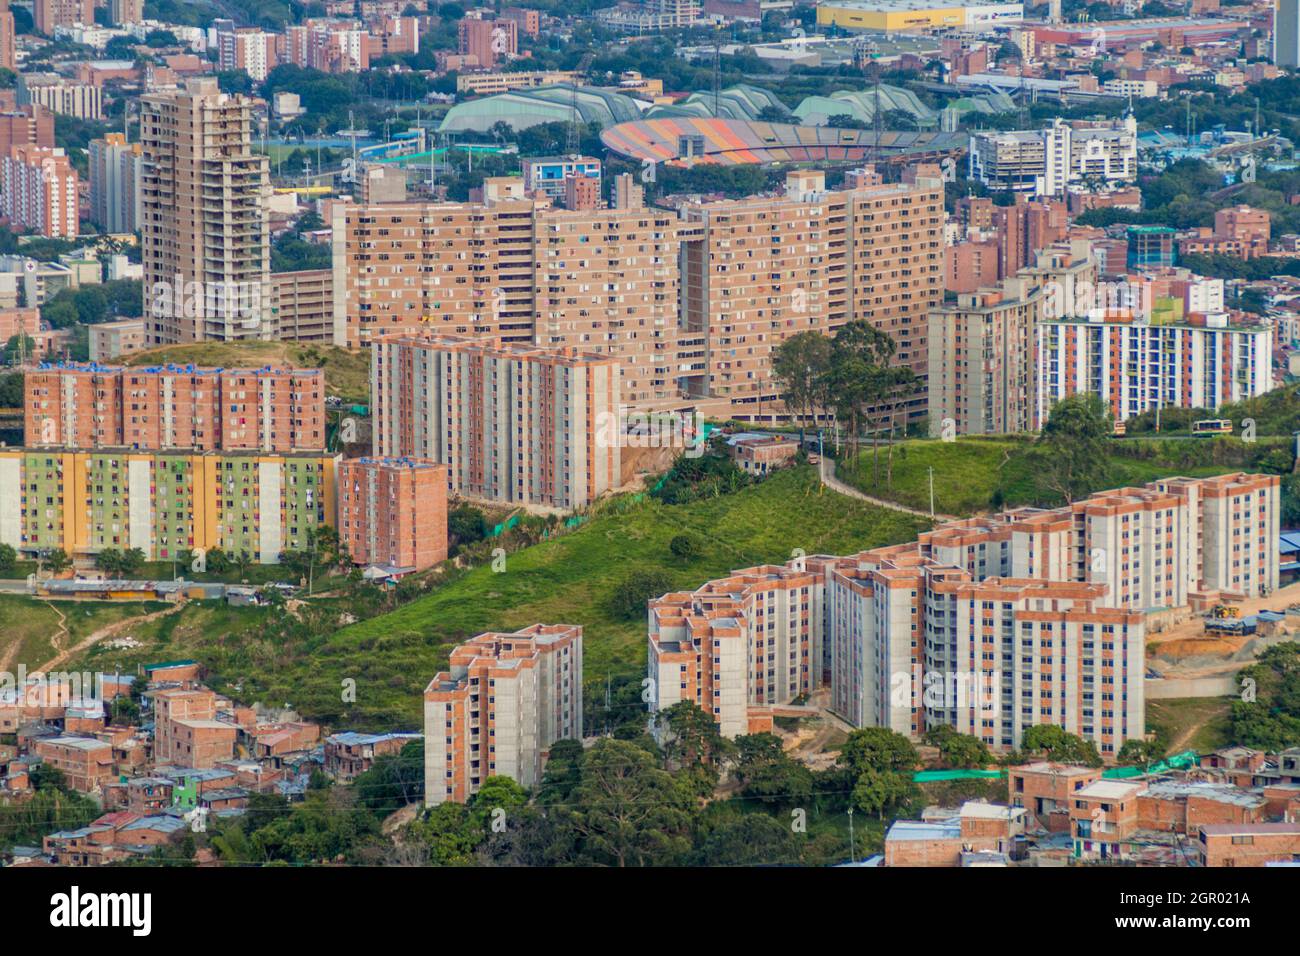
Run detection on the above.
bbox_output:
[600,117,967,167]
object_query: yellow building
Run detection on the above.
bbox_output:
[816,0,1022,33]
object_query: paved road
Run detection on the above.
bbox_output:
[818,457,956,522]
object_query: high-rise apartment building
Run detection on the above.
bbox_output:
[1037,312,1273,423]
[109,0,143,25]
[0,448,338,562]
[88,133,143,233]
[1278,0,1300,68]
[284,19,370,73]
[0,1,15,72]
[17,74,103,120]
[370,333,621,510]
[0,105,55,154]
[677,169,945,419]
[1,145,79,238]
[24,362,326,452]
[34,0,92,34]
[457,16,517,68]
[648,474,1279,754]
[969,117,1137,197]
[337,456,449,572]
[140,77,270,344]
[216,26,278,82]
[424,625,583,805]
[648,563,827,738]
[927,276,1043,436]
[332,180,683,406]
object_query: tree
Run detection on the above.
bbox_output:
[610,568,673,620]
[923,725,992,769]
[1019,725,1103,767]
[1034,392,1112,504]
[731,733,814,808]
[119,547,145,576]
[95,548,123,574]
[44,548,71,574]
[655,702,732,782]
[668,533,700,561]
[771,330,832,441]
[825,321,899,480]
[1117,739,1163,767]
[0,542,15,575]
[564,738,696,866]
[837,727,920,819]
[692,811,804,865]
[448,505,487,549]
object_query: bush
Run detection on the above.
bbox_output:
[610,569,674,620]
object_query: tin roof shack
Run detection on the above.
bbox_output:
[324,731,422,782]
[246,721,320,768]
[1137,781,1267,836]
[884,801,1027,866]
[1199,822,1300,866]
[1007,762,1104,832]
[33,736,115,793]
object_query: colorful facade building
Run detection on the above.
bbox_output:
[0,449,337,563]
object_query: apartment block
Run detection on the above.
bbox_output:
[216,26,278,82]
[1,145,79,238]
[652,474,1278,748]
[371,332,620,510]
[927,277,1042,436]
[0,449,338,563]
[0,104,54,154]
[34,0,92,33]
[284,19,369,73]
[270,268,334,342]
[337,456,449,572]
[88,319,146,362]
[522,155,601,206]
[17,74,102,120]
[647,562,826,739]
[677,169,944,420]
[424,624,583,805]
[24,362,326,453]
[884,801,1027,866]
[969,117,1138,198]
[0,1,13,72]
[140,77,271,343]
[88,132,143,234]
[331,180,683,406]
[1037,312,1273,423]
[457,16,517,69]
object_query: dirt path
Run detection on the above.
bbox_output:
[819,457,955,521]
[36,603,185,673]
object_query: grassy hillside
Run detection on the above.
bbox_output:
[837,436,1271,518]
[0,596,170,671]
[125,341,370,403]
[64,466,928,729]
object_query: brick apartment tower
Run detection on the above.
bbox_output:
[34,0,92,34]
[140,77,271,343]
[88,132,143,234]
[0,1,15,72]
[24,363,326,452]
[337,456,449,571]
[424,625,583,805]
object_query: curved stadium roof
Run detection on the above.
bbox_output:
[601,117,967,167]
[792,85,938,128]
[645,84,792,122]
[437,84,645,134]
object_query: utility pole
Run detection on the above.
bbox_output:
[847,807,856,863]
[928,466,936,518]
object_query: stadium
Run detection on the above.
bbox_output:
[600,116,967,168]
